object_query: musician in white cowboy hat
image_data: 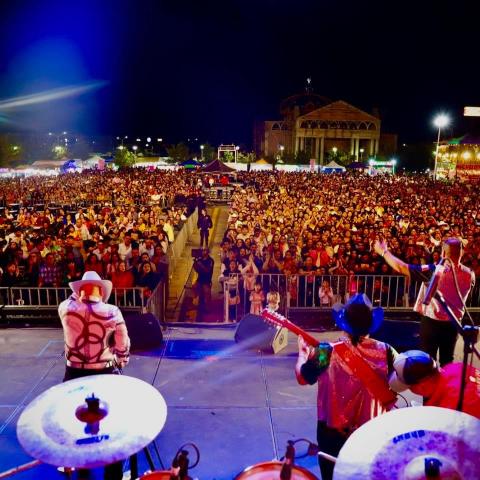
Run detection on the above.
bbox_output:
[295,293,398,480]
[59,271,130,381]
[58,271,130,479]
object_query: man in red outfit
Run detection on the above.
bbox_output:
[389,350,480,419]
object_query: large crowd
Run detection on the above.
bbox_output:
[1,168,480,308]
[0,168,204,301]
[220,171,480,308]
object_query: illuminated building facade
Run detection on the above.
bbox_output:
[254,91,397,165]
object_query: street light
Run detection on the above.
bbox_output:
[235,145,240,163]
[359,148,364,160]
[200,144,204,160]
[132,145,138,154]
[433,113,450,181]
[332,147,338,159]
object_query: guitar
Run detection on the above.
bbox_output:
[261,308,319,347]
[261,308,397,406]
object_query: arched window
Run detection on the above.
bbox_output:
[349,122,357,130]
[339,122,348,130]
[272,123,280,130]
[300,121,309,129]
[367,123,376,130]
[358,122,367,130]
[281,124,289,131]
[319,121,328,129]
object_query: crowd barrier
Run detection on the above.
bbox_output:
[222,273,480,323]
[0,284,167,325]
[167,209,198,271]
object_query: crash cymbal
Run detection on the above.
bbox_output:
[17,375,167,469]
[333,406,480,480]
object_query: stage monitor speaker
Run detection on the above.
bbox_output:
[234,313,289,354]
[372,319,420,353]
[124,312,163,352]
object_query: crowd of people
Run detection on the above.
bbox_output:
[0,168,204,302]
[220,171,480,309]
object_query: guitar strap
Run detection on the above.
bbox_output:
[333,342,397,407]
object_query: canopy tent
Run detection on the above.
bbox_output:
[180,159,201,169]
[202,159,236,173]
[255,158,270,165]
[448,134,480,145]
[322,160,346,173]
[31,160,67,169]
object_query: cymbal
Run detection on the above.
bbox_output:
[333,406,480,480]
[17,375,167,469]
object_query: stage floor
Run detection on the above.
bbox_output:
[0,326,439,479]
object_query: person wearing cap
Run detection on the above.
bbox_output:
[389,350,480,419]
[58,271,130,479]
[295,293,397,480]
[374,237,475,366]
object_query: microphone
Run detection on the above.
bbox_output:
[423,258,446,306]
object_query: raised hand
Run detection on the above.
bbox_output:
[374,238,388,256]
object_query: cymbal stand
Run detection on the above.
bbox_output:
[129,443,157,479]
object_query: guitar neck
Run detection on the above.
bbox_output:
[284,322,319,348]
[262,309,319,347]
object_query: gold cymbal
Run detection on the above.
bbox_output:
[333,406,480,480]
[17,375,167,468]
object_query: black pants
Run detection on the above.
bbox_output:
[200,229,209,247]
[317,422,348,480]
[63,366,124,480]
[419,315,458,366]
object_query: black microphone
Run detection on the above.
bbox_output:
[423,258,446,306]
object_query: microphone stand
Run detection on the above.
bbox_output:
[434,291,479,412]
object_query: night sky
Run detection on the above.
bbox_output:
[0,0,477,148]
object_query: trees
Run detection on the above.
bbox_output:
[166,143,190,163]
[114,147,136,168]
[201,143,216,162]
[0,135,22,167]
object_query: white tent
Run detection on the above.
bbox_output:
[31,160,66,169]
[322,160,346,173]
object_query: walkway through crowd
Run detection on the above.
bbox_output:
[168,205,230,323]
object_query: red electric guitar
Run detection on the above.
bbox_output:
[261,308,319,347]
[261,308,397,407]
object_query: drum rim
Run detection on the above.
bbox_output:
[234,460,319,479]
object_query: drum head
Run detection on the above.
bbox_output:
[235,461,319,479]
[139,471,171,479]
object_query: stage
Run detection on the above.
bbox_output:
[0,325,438,479]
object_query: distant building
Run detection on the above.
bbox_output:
[254,90,397,165]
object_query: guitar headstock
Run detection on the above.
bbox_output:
[261,308,287,329]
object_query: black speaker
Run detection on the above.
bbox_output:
[124,312,163,352]
[234,313,288,354]
[372,320,420,353]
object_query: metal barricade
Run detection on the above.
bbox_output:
[7,287,145,308]
[145,280,166,326]
[222,273,288,323]
[222,273,414,322]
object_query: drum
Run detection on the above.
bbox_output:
[139,472,172,479]
[140,472,193,480]
[235,461,319,479]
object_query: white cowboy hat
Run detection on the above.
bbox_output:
[69,271,112,302]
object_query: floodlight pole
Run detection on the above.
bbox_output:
[433,126,442,181]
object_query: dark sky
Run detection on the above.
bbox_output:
[0,0,478,147]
